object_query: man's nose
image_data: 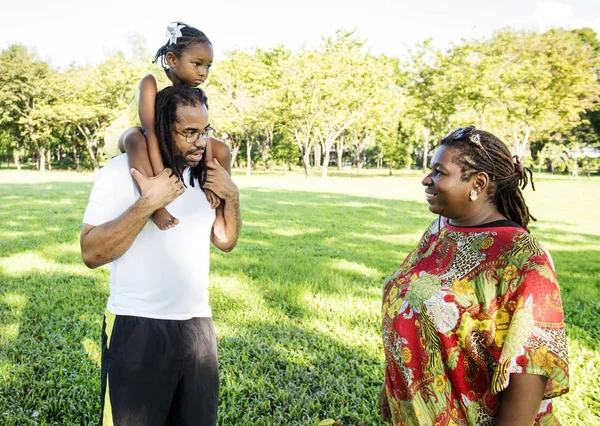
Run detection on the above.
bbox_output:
[193,135,206,148]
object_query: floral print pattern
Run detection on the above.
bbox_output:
[382,219,569,426]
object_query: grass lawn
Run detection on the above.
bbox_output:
[0,168,599,425]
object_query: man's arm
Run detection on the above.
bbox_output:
[496,373,547,426]
[204,158,241,252]
[80,168,184,268]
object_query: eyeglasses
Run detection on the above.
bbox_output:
[173,126,215,144]
[444,126,496,180]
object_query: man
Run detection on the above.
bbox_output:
[80,85,241,425]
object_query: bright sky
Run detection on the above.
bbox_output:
[2,0,599,69]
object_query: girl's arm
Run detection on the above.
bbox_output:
[138,75,164,176]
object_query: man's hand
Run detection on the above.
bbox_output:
[131,167,184,212]
[204,159,238,201]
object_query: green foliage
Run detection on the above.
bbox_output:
[2,27,600,175]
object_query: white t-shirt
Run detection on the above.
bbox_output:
[83,154,215,320]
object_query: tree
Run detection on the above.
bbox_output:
[206,49,280,174]
[404,40,458,171]
[0,45,58,172]
[278,49,323,176]
[491,29,600,158]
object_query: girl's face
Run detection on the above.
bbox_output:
[421,145,477,221]
[169,42,214,87]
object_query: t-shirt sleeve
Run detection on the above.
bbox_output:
[491,248,569,399]
[83,161,135,226]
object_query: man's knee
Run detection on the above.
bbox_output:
[118,128,146,153]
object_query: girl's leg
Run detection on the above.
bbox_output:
[121,128,179,230]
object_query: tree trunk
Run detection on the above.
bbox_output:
[302,150,311,177]
[74,146,80,172]
[78,125,100,170]
[322,149,331,178]
[72,132,81,172]
[314,143,321,168]
[356,158,363,173]
[230,142,241,170]
[336,139,345,171]
[39,147,46,173]
[13,149,21,171]
[246,138,252,177]
[512,125,530,159]
[422,125,430,172]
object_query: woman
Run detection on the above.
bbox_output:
[380,127,569,425]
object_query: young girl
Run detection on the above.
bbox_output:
[104,22,231,230]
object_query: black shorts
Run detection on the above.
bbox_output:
[99,311,219,426]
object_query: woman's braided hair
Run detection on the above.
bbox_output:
[154,85,209,188]
[441,128,536,231]
[153,22,212,70]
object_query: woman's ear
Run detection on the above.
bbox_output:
[473,171,491,194]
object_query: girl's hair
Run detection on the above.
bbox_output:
[153,22,212,70]
[441,128,536,231]
[154,85,209,188]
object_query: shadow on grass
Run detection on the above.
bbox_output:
[217,322,386,426]
[0,182,92,260]
[0,271,107,426]
[1,181,600,424]
[211,188,432,320]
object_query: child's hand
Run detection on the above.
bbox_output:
[205,188,221,209]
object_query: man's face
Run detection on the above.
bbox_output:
[172,103,210,169]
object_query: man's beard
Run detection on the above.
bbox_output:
[174,146,204,169]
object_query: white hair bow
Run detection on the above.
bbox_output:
[166,23,185,45]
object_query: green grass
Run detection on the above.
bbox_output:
[0,170,599,425]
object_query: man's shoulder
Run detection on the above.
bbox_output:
[94,154,132,186]
[99,154,130,174]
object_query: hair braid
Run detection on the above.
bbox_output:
[154,85,209,188]
[441,129,536,231]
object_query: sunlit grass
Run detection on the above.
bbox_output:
[0,169,598,425]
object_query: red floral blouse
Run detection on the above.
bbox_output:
[381,218,569,425]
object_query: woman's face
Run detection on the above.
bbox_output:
[421,145,475,220]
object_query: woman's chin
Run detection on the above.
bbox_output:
[427,204,441,215]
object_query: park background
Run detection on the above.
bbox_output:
[1,0,600,424]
